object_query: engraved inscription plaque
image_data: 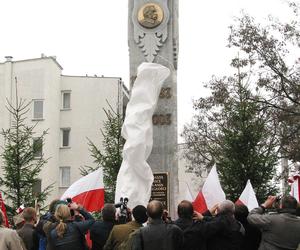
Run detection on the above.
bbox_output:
[150,172,169,210]
[152,114,171,125]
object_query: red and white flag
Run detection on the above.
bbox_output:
[289,174,300,202]
[193,166,226,213]
[179,181,194,202]
[0,192,9,227]
[236,180,258,211]
[61,168,104,212]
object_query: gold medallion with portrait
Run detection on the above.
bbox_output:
[138,3,164,29]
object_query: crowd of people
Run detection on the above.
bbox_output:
[0,195,299,250]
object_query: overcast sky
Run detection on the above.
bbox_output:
[0,0,293,140]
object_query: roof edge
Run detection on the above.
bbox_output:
[2,56,63,70]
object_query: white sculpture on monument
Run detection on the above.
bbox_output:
[128,0,179,217]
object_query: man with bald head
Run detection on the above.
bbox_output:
[131,200,183,250]
[184,200,244,250]
[147,200,163,219]
[174,200,194,231]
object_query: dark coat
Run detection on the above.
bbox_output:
[174,218,193,231]
[183,220,207,250]
[37,212,57,250]
[183,214,244,250]
[236,215,261,250]
[205,214,244,250]
[43,221,58,250]
[17,223,39,250]
[131,219,183,250]
[47,209,94,250]
[90,220,115,250]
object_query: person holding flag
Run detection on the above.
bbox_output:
[184,200,244,250]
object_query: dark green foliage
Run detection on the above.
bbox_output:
[228,2,300,163]
[217,84,279,202]
[0,91,52,213]
[184,1,300,202]
[80,103,124,203]
[182,68,279,203]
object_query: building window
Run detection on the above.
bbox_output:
[33,138,43,158]
[59,167,70,187]
[62,91,71,109]
[33,179,42,195]
[33,100,44,119]
[61,128,70,147]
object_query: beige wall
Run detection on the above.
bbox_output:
[0,57,126,204]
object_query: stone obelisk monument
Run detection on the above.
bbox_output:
[128,0,179,217]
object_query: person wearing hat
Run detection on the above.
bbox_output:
[104,205,148,250]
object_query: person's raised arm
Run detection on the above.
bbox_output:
[70,202,95,234]
[247,196,276,229]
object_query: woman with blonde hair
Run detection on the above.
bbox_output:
[54,205,70,239]
[49,202,94,250]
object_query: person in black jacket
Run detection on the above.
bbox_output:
[174,200,194,231]
[131,200,183,250]
[234,204,261,250]
[36,199,59,250]
[90,204,116,250]
[17,207,39,250]
[296,203,300,216]
[48,202,94,250]
[183,205,218,250]
[184,200,244,250]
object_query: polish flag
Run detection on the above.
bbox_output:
[61,168,104,212]
[193,166,226,213]
[289,174,300,202]
[179,181,194,202]
[236,180,258,211]
[0,192,9,227]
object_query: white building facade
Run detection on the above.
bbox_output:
[0,56,128,203]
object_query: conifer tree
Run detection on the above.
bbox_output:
[81,103,124,203]
[229,2,300,163]
[182,67,279,202]
[0,82,52,212]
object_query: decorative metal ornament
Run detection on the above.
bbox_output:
[132,1,170,62]
[137,3,164,29]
